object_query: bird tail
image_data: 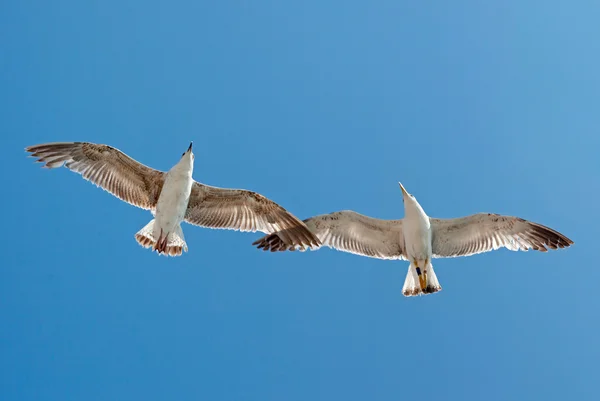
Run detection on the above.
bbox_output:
[135,220,188,257]
[402,260,442,297]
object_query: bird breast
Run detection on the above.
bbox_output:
[154,172,194,230]
[402,212,432,259]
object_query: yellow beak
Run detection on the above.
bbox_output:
[398,182,408,196]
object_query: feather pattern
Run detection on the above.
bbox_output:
[430,213,573,258]
[253,210,406,260]
[185,183,321,249]
[26,142,165,210]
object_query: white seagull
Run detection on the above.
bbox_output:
[253,183,573,296]
[26,141,321,256]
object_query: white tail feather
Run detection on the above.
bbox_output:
[424,263,441,295]
[402,264,422,296]
[135,220,157,247]
[134,220,188,257]
[402,261,442,297]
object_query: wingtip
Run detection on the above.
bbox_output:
[252,231,320,253]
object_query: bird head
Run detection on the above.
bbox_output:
[178,141,195,168]
[399,182,428,217]
[181,142,194,158]
[399,182,417,205]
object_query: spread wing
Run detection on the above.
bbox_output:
[184,182,321,249]
[26,142,165,210]
[430,213,573,258]
[253,210,407,260]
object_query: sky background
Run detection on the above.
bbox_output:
[1,1,599,400]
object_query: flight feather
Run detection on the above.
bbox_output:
[430,213,573,258]
[26,142,165,210]
[253,210,406,260]
[185,183,321,250]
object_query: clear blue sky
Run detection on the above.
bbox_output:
[1,1,598,400]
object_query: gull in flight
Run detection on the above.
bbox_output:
[26,142,320,256]
[253,183,573,296]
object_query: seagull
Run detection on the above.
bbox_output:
[26,141,321,256]
[253,182,573,296]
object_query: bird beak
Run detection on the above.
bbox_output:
[399,182,408,197]
[187,142,193,152]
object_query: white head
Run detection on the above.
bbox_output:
[399,182,424,214]
[175,141,195,173]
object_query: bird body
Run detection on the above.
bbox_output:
[154,162,194,236]
[136,142,195,255]
[26,141,321,256]
[401,187,431,260]
[253,182,573,297]
[399,183,440,295]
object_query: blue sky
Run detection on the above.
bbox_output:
[1,1,598,400]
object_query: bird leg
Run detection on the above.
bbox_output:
[414,261,427,291]
[153,228,163,253]
[154,228,169,254]
[159,232,169,254]
[422,258,430,291]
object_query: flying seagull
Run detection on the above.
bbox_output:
[26,142,321,256]
[253,183,573,296]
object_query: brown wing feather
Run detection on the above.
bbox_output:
[253,210,407,259]
[26,142,165,210]
[184,183,321,249]
[430,213,573,258]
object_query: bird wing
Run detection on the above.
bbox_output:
[430,213,573,258]
[184,182,321,249]
[253,210,406,260]
[26,142,165,210]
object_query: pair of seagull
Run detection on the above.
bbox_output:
[26,141,573,296]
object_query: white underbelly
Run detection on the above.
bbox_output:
[154,173,193,234]
[403,218,432,260]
